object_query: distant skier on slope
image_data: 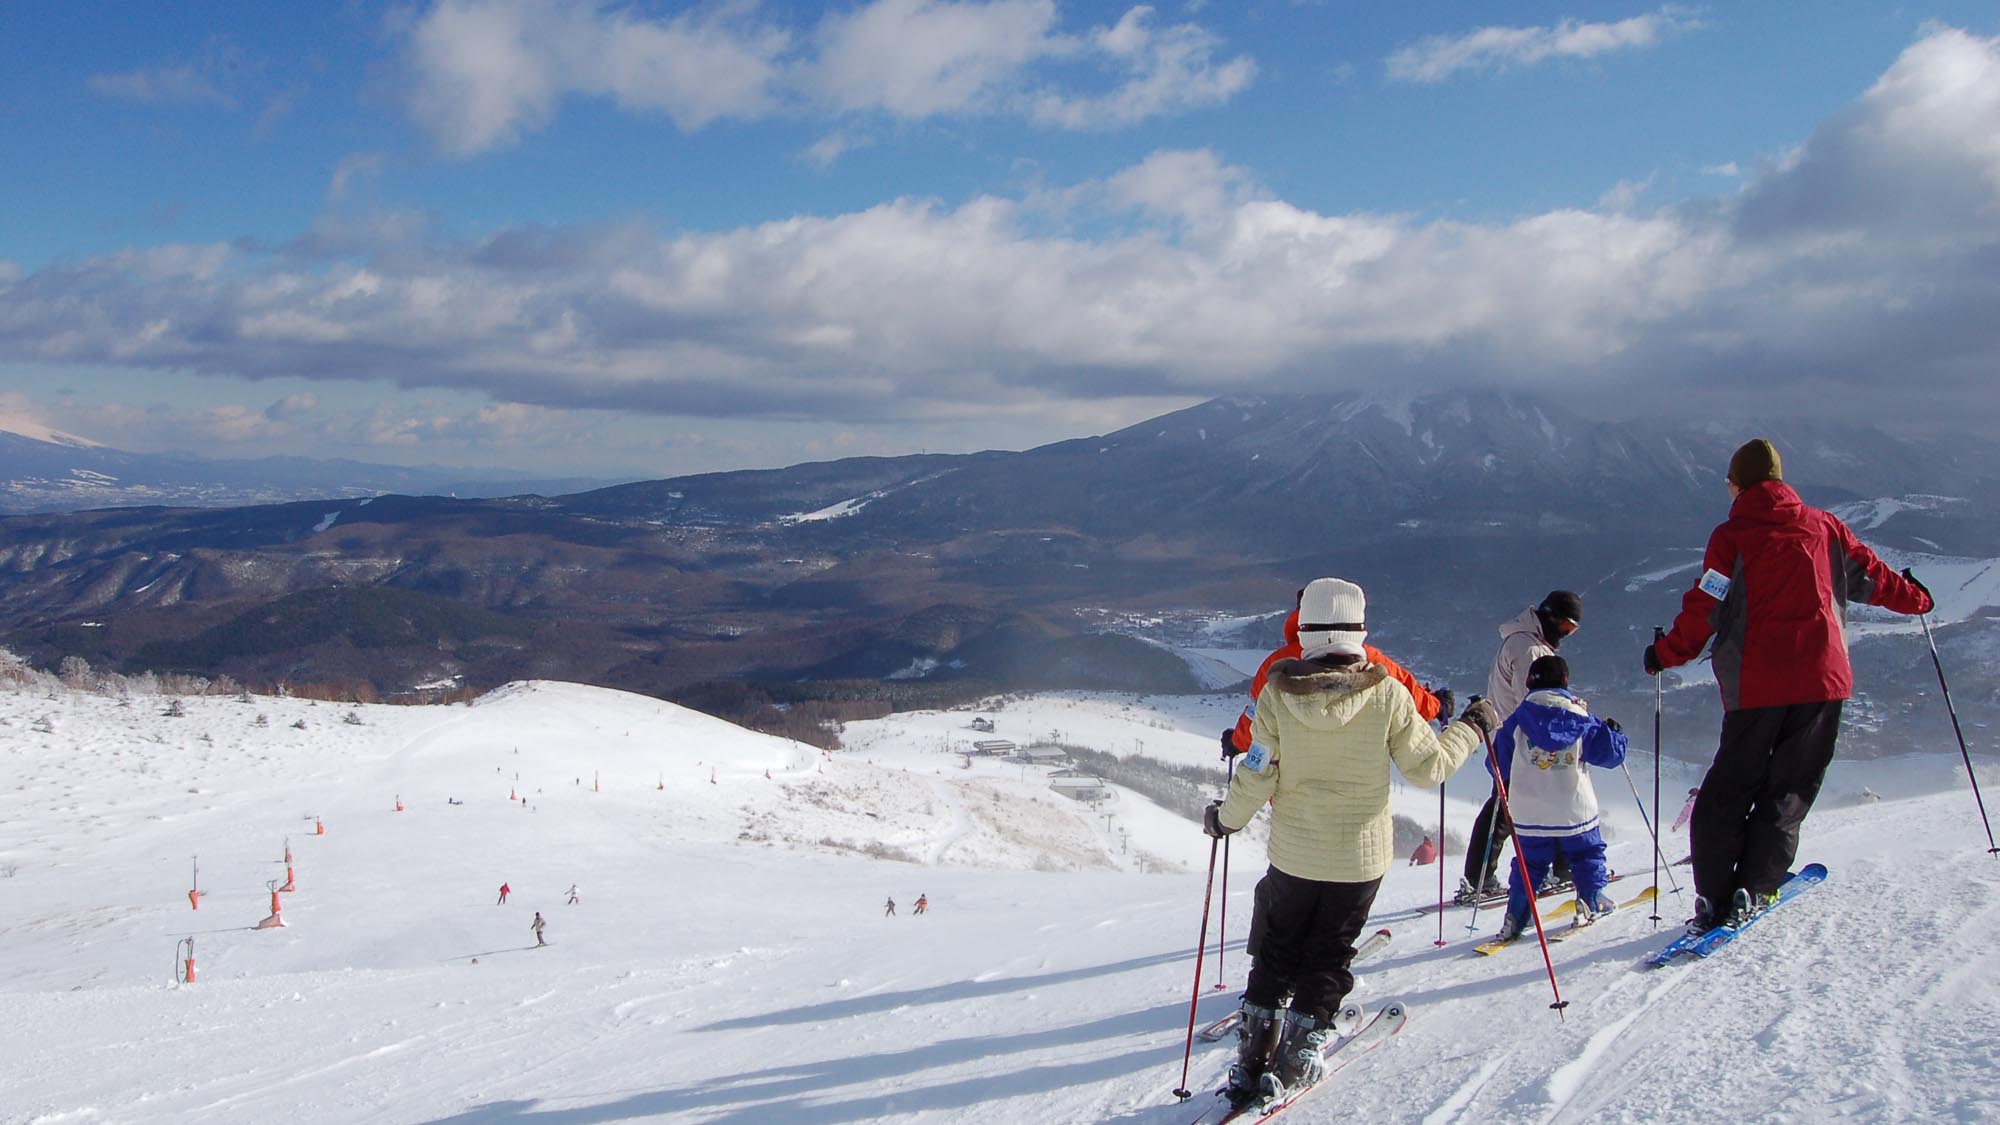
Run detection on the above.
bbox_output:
[1644,438,1932,934]
[1408,836,1437,866]
[1672,787,1699,832]
[497,882,510,905]
[884,897,895,917]
[566,884,580,905]
[913,894,928,915]
[1460,591,1582,904]
[531,911,547,947]
[1486,656,1628,944]
[1203,577,1496,1107]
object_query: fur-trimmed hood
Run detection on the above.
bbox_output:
[1265,658,1391,731]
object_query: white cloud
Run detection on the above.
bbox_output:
[803,130,875,169]
[1386,6,1698,83]
[328,154,387,204]
[399,0,1255,153]
[9,27,2000,430]
[88,63,235,108]
[1734,27,2000,238]
[809,0,1059,118]
[1596,175,1655,213]
[1103,148,1259,225]
[1029,5,1256,128]
[402,0,789,156]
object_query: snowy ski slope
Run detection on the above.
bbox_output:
[3,674,1997,1124]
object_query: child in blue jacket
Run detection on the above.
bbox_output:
[1492,655,1628,940]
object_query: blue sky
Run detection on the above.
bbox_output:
[2,2,1996,477]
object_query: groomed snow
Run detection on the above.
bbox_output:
[4,674,1998,1124]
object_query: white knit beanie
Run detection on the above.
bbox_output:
[1297,578,1366,660]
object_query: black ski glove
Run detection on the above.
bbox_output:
[1457,698,1501,737]
[1430,687,1455,723]
[1643,644,1663,676]
[1202,800,1235,839]
[1603,717,1622,734]
[1902,567,1935,613]
[1220,727,1242,760]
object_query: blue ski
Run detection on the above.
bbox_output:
[1645,863,1827,967]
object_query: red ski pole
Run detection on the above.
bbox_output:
[1173,835,1222,1100]
[1479,728,1568,1018]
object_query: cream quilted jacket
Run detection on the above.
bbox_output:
[1218,659,1480,883]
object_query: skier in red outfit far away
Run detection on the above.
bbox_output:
[1408,836,1437,866]
[914,894,929,914]
[497,882,510,905]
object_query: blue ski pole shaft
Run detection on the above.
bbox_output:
[1919,610,1999,855]
[1620,761,1682,897]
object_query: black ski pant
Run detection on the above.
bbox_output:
[1246,872,1272,959]
[1463,793,1571,888]
[1242,866,1380,1025]
[1691,700,1843,906]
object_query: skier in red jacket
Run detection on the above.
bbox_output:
[1645,439,1932,933]
[1408,836,1437,866]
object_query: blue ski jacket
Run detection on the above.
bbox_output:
[1489,689,1628,837]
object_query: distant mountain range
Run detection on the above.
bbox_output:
[0,392,1992,758]
[0,427,631,512]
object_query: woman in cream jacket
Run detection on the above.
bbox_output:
[1204,577,1498,1105]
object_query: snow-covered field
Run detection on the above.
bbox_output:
[5,670,1998,1124]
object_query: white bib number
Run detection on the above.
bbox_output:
[1698,568,1731,600]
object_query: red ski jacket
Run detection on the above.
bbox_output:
[1228,611,1442,754]
[1654,481,1932,710]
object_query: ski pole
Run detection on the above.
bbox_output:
[1214,757,1235,990]
[1435,778,1449,948]
[1465,788,1504,933]
[1173,835,1222,1101]
[1651,625,1664,923]
[1619,761,1682,897]
[1479,728,1568,1018]
[1918,607,2000,855]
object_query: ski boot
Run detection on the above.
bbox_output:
[1224,1002,1281,1103]
[1578,891,1617,926]
[1495,910,1526,943]
[1453,877,1481,906]
[1725,887,1779,928]
[1686,894,1721,936]
[1259,1008,1335,1102]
